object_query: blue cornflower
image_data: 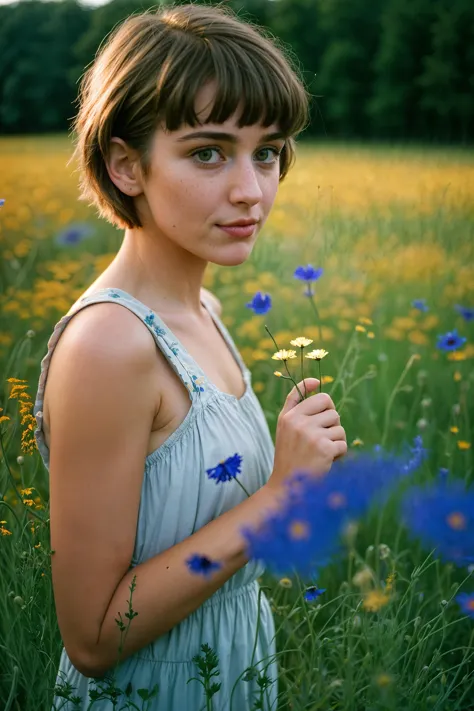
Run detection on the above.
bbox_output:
[412,299,429,312]
[436,329,467,352]
[304,586,326,602]
[455,592,474,619]
[246,292,272,315]
[186,554,222,577]
[294,265,324,282]
[206,453,243,484]
[0,198,5,208]
[55,222,94,246]
[242,451,409,576]
[401,480,474,567]
[455,305,474,322]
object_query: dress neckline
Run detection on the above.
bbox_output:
[78,287,251,404]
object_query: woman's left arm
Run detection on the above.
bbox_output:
[201,287,222,317]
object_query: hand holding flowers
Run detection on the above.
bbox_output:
[266,377,347,494]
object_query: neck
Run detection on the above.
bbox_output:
[100,228,208,316]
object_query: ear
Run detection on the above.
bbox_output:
[106,137,143,197]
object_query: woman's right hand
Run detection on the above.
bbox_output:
[266,377,347,492]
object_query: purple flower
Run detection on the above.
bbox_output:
[294,265,323,282]
[186,554,222,577]
[455,305,474,322]
[412,299,429,312]
[0,199,5,208]
[456,592,474,618]
[304,586,326,602]
[436,329,467,352]
[246,292,272,315]
[401,480,474,567]
[55,222,94,246]
[242,451,410,576]
[206,453,243,484]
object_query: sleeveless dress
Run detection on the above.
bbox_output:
[33,287,279,711]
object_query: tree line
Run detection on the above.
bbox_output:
[0,0,473,142]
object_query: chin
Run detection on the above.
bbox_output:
[210,243,255,267]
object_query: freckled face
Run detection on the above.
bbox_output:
[135,83,285,266]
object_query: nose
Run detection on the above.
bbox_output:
[228,157,263,207]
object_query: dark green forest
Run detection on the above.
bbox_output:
[0,0,473,142]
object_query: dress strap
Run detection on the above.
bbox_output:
[72,288,213,403]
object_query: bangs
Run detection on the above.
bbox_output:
[154,34,308,137]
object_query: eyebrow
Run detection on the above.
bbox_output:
[176,130,286,143]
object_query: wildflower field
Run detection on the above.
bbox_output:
[1,135,474,710]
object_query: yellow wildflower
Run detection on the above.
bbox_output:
[447,351,467,361]
[278,577,293,589]
[321,375,334,384]
[367,331,375,339]
[450,426,459,434]
[274,371,283,378]
[375,673,394,688]
[453,371,462,382]
[355,325,366,333]
[359,317,373,325]
[272,349,297,361]
[290,337,313,348]
[457,441,471,450]
[351,438,364,447]
[363,589,390,612]
[305,349,329,361]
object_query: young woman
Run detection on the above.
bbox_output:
[33,4,347,709]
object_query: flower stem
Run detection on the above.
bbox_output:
[318,360,323,393]
[265,325,305,401]
[300,348,307,398]
[307,291,323,343]
[234,478,251,498]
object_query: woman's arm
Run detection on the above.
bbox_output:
[46,303,280,679]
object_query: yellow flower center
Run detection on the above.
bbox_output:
[328,492,347,509]
[289,520,310,540]
[446,511,467,530]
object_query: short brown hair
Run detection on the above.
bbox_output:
[70,2,310,229]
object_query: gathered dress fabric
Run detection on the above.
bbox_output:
[33,287,278,711]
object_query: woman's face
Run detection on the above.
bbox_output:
[133,83,286,267]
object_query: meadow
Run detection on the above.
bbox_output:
[0,135,473,710]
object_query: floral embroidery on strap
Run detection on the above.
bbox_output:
[144,312,167,338]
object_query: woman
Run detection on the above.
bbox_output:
[33,4,347,709]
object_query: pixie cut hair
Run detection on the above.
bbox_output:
[71,2,310,229]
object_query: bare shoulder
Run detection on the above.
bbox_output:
[44,301,160,672]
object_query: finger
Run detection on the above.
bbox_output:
[313,409,341,428]
[279,378,320,416]
[326,425,346,442]
[296,391,336,416]
[332,439,348,458]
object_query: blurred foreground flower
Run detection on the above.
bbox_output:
[241,447,419,576]
[401,480,474,567]
[55,222,94,246]
[246,292,272,315]
[0,198,5,208]
[456,592,474,619]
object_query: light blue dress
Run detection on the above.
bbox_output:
[33,287,278,711]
